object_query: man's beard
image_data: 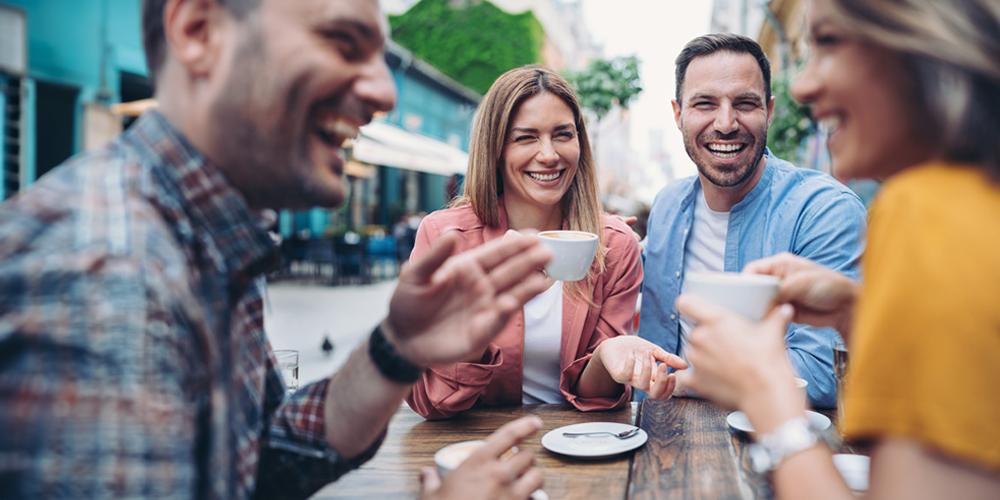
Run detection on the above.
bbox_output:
[205,34,319,209]
[684,131,767,189]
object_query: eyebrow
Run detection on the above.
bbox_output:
[510,123,576,134]
[317,18,382,44]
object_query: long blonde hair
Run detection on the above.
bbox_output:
[825,0,1000,177]
[454,65,606,297]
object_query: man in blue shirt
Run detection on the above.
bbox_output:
[638,34,866,408]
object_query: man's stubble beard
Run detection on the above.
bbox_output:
[683,128,767,189]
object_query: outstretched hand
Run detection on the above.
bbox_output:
[385,231,553,368]
[597,336,687,400]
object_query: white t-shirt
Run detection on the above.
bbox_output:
[522,281,565,404]
[679,192,729,357]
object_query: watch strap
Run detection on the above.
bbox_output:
[368,323,424,384]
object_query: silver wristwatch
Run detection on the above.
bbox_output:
[748,415,833,473]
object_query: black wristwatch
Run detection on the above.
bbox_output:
[368,323,425,384]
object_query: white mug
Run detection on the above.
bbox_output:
[683,271,780,321]
[537,230,598,282]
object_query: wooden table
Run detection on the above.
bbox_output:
[314,399,850,499]
[314,403,639,499]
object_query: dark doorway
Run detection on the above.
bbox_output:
[34,80,79,180]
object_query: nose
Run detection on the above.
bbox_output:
[535,138,559,165]
[713,102,739,134]
[790,59,818,104]
[356,56,397,114]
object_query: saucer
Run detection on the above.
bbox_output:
[726,410,832,434]
[541,422,647,458]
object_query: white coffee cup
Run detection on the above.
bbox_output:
[537,230,598,282]
[434,440,484,478]
[683,271,780,321]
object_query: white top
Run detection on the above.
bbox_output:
[679,192,729,357]
[522,280,565,404]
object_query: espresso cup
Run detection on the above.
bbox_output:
[537,230,598,282]
[683,271,780,321]
[434,440,484,478]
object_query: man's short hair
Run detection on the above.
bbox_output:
[674,33,772,104]
[141,0,260,83]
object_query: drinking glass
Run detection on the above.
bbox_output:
[274,349,300,393]
[832,338,849,427]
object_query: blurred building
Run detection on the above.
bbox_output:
[0,1,483,221]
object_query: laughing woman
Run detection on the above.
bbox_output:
[406,66,686,419]
[675,0,1000,498]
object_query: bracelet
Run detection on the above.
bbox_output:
[749,415,824,473]
[368,323,424,384]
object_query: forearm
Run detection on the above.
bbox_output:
[323,332,412,458]
[574,343,623,398]
[773,446,854,500]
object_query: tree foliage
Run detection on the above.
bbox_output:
[565,55,643,121]
[767,76,812,163]
[389,0,544,95]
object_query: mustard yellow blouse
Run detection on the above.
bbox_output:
[843,163,1000,470]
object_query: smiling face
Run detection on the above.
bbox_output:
[500,91,581,223]
[206,0,396,209]
[673,51,773,191]
[791,0,930,181]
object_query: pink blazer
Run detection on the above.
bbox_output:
[405,202,643,419]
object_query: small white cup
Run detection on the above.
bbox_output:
[683,271,780,321]
[537,230,598,282]
[434,440,484,478]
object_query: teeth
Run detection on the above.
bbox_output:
[818,117,841,134]
[706,143,744,153]
[316,113,360,147]
[527,171,561,181]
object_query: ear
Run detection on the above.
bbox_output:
[766,95,776,127]
[163,0,230,78]
[671,99,682,129]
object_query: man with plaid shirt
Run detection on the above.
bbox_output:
[0,0,551,498]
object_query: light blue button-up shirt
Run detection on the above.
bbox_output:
[638,151,867,408]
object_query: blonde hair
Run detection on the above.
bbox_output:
[453,65,606,298]
[826,0,1000,177]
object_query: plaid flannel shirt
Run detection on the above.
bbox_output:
[0,111,379,499]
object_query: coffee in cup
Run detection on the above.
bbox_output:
[537,230,598,282]
[683,271,780,321]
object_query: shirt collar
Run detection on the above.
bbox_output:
[126,111,280,279]
[730,148,775,212]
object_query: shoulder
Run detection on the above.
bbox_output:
[767,160,865,219]
[872,163,999,238]
[0,146,190,306]
[651,175,697,213]
[419,204,486,235]
[599,213,641,258]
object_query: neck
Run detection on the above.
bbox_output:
[503,197,563,231]
[699,154,767,212]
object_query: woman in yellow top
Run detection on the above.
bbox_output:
[674,0,1000,498]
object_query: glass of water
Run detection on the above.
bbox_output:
[832,338,849,426]
[274,349,300,393]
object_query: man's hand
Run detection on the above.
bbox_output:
[596,336,687,400]
[385,231,553,367]
[419,416,545,500]
[743,253,858,338]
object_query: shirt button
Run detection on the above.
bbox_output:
[675,271,681,278]
[670,314,677,320]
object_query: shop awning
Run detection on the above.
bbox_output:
[352,121,468,177]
